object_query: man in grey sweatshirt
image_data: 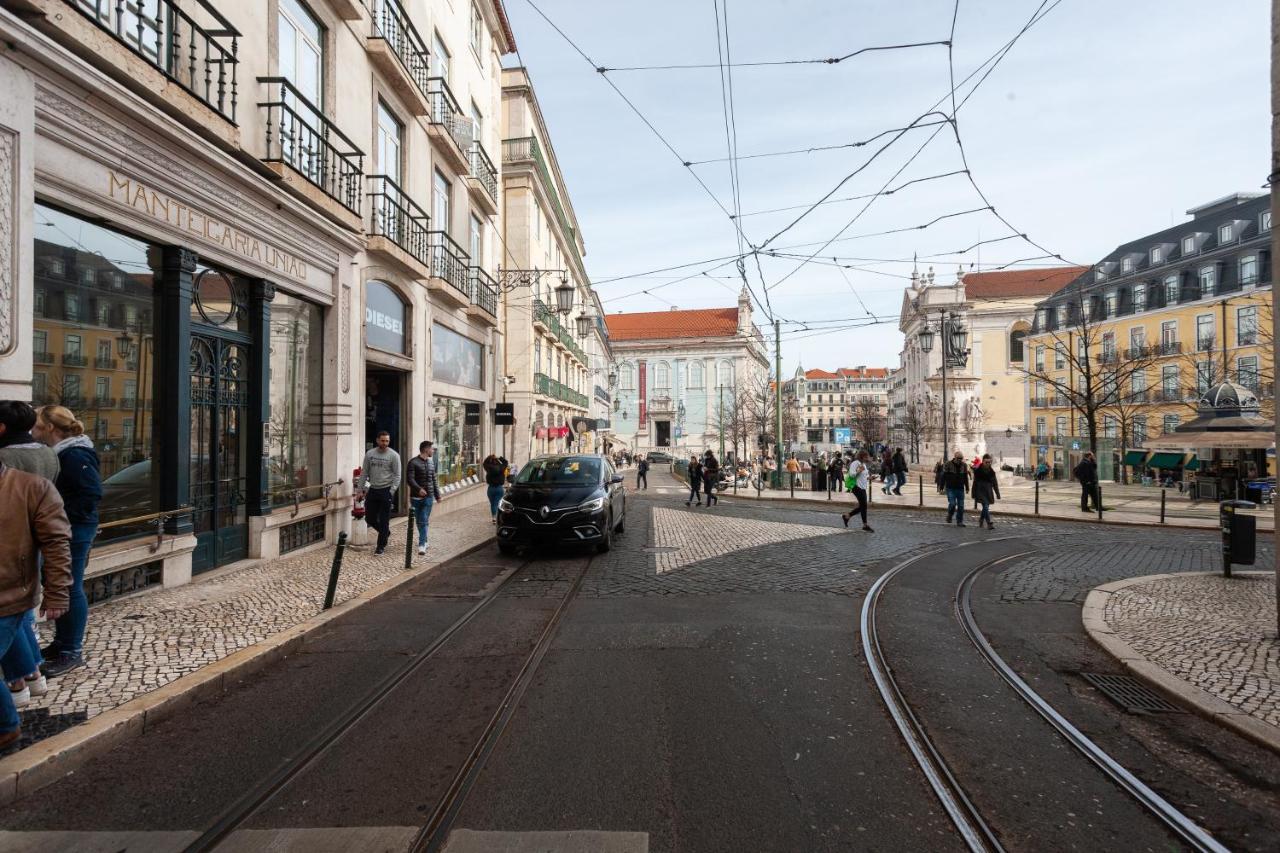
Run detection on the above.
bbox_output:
[358,431,402,555]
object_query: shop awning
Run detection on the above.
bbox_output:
[1146,452,1186,469]
[1144,431,1277,450]
[1121,450,1148,466]
[1184,456,1200,471]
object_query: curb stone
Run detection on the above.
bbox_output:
[1081,571,1280,755]
[0,529,495,807]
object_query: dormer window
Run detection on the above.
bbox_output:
[1094,269,1106,282]
[1121,258,1134,273]
[1218,224,1233,243]
[1262,211,1272,232]
[1182,235,1196,254]
[1150,246,1164,265]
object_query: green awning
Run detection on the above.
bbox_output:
[1121,450,1149,466]
[1184,456,1200,471]
[1147,452,1186,469]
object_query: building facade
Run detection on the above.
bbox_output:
[606,291,769,458]
[896,264,1084,465]
[0,0,519,596]
[1025,193,1274,481]
[785,366,890,453]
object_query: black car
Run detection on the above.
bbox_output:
[496,454,626,554]
[646,451,674,464]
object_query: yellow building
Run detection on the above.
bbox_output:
[1025,193,1273,481]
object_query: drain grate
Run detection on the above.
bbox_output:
[1082,673,1184,714]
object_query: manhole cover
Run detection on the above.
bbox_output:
[643,546,681,554]
[1082,673,1184,714]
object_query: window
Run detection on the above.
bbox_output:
[433,31,451,83]
[717,361,733,388]
[1101,332,1116,360]
[95,376,110,400]
[63,374,81,402]
[278,0,323,107]
[1103,415,1117,439]
[1035,417,1046,439]
[1130,371,1147,395]
[1034,308,1047,330]
[432,395,482,487]
[96,339,112,363]
[1094,268,1107,282]
[1054,342,1065,369]
[655,362,670,390]
[64,333,82,357]
[376,102,403,184]
[1196,314,1214,351]
[96,301,111,327]
[1182,235,1196,254]
[432,169,452,235]
[470,2,484,55]
[1163,414,1180,435]
[1239,255,1258,285]
[1198,265,1216,296]
[1078,415,1088,436]
[1218,224,1233,244]
[1076,336,1087,361]
[1133,416,1147,446]
[81,267,96,286]
[33,330,48,358]
[1162,365,1179,394]
[1164,274,1179,304]
[1133,284,1147,312]
[1121,257,1134,273]
[1129,326,1145,353]
[689,361,704,388]
[1195,361,1213,393]
[1160,320,1177,347]
[1103,290,1117,316]
[469,214,483,266]
[1261,211,1272,232]
[1150,246,1164,264]
[1237,305,1258,345]
[1056,416,1068,438]
[1237,356,1260,389]
[1055,304,1067,327]
[122,379,137,406]
[65,292,80,322]
[619,363,634,390]
[1034,345,1044,371]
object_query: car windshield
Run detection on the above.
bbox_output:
[516,457,601,486]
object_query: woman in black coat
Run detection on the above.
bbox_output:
[971,453,1002,530]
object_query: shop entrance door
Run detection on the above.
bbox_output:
[190,333,250,573]
[655,421,671,447]
[365,368,407,513]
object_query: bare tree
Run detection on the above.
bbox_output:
[901,400,927,463]
[1097,360,1153,485]
[851,396,886,447]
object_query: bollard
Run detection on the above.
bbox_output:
[323,531,349,610]
[1159,487,1166,524]
[1034,479,1040,515]
[918,475,923,507]
[404,510,415,569]
[827,475,832,501]
[790,473,795,499]
[1096,485,1103,521]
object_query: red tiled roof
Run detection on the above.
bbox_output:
[804,369,840,379]
[606,307,740,341]
[962,267,1086,299]
[837,367,890,379]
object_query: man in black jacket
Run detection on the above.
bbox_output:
[942,451,972,526]
[1074,451,1099,512]
[891,448,908,496]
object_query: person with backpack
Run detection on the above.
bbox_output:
[1074,451,1099,512]
[685,454,703,507]
[702,450,721,507]
[891,448,908,496]
[829,453,845,493]
[840,450,874,532]
[971,453,1002,530]
[637,456,649,490]
[942,450,972,526]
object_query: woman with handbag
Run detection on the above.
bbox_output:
[971,453,1002,530]
[840,450,874,533]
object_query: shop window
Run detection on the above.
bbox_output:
[432,395,481,486]
[365,280,408,354]
[34,202,159,544]
[431,323,484,388]
[268,292,325,508]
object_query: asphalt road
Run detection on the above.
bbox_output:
[0,484,1275,852]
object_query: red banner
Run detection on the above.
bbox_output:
[638,359,647,429]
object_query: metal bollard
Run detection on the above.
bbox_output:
[323,531,349,610]
[404,510,415,569]
[918,474,923,506]
[827,476,832,501]
[1034,479,1040,515]
[1159,487,1166,523]
[1096,485,1103,521]
[790,473,795,499]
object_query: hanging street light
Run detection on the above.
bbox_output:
[948,323,969,366]
[575,309,592,339]
[917,326,935,353]
[554,274,575,315]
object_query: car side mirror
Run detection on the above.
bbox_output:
[610,476,624,485]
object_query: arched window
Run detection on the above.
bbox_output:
[717,361,733,388]
[1009,329,1027,363]
[688,361,705,388]
[655,362,670,390]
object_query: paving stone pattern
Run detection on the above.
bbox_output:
[14,510,494,745]
[1103,573,1280,729]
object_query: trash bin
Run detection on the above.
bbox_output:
[1219,500,1257,578]
[1245,484,1264,504]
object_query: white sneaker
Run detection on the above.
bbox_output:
[417,545,426,555]
[9,684,30,709]
[26,674,48,698]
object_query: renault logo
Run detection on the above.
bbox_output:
[539,505,550,518]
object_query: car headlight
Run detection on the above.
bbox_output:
[578,496,605,513]
[498,498,514,513]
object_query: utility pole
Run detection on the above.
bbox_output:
[718,384,725,460]
[774,320,783,468]
[1270,0,1279,634]
[940,312,950,458]
[1221,297,1230,383]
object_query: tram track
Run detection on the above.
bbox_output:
[863,540,1232,853]
[183,550,593,853]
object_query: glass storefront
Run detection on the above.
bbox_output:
[33,203,158,543]
[268,293,324,506]
[431,395,481,486]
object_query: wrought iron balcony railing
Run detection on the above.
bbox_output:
[534,373,588,408]
[93,396,116,408]
[468,267,498,316]
[1029,397,1048,408]
[94,356,118,370]
[469,142,498,201]
[368,174,430,267]
[427,230,471,296]
[259,77,364,215]
[63,353,88,367]
[33,351,55,365]
[370,0,430,101]
[501,136,584,270]
[427,77,472,152]
[1157,341,1182,356]
[66,0,240,123]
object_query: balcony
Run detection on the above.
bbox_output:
[1097,350,1119,365]
[534,373,588,409]
[426,231,471,306]
[1124,345,1151,360]
[33,351,55,365]
[57,0,240,125]
[367,175,431,276]
[501,136,585,272]
[63,353,88,367]
[259,78,365,220]
[467,267,498,322]
[426,78,472,172]
[532,300,587,366]
[366,0,431,116]
[466,142,499,215]
[94,356,118,370]
[1157,341,1182,356]
[1154,388,1186,403]
[1030,397,1048,408]
[92,396,116,409]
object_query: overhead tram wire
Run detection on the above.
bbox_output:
[595,39,949,72]
[685,119,952,167]
[713,0,746,263]
[733,169,969,219]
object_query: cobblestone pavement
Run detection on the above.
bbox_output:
[1102,573,1279,730]
[12,508,494,751]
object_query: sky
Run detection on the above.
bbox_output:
[500,0,1271,377]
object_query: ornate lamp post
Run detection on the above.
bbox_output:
[916,310,970,458]
[553,273,575,316]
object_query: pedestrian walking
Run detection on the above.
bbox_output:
[637,456,649,489]
[406,441,442,554]
[829,453,845,493]
[702,450,720,506]
[32,406,101,678]
[482,453,506,523]
[1074,451,1099,512]
[813,454,827,492]
[841,450,874,532]
[359,431,402,555]
[880,448,894,494]
[972,453,1002,530]
[685,454,703,506]
[891,447,908,496]
[785,455,800,488]
[943,451,972,526]
[0,459,71,749]
[933,459,946,493]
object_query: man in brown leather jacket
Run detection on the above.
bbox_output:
[0,460,72,749]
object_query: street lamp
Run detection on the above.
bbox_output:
[917,310,970,458]
[1005,427,1013,439]
[554,274,574,316]
[575,309,592,339]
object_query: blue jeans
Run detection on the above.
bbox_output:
[977,499,992,525]
[1,610,39,683]
[946,487,966,523]
[0,613,27,731]
[411,496,435,547]
[50,522,95,658]
[486,484,505,517]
